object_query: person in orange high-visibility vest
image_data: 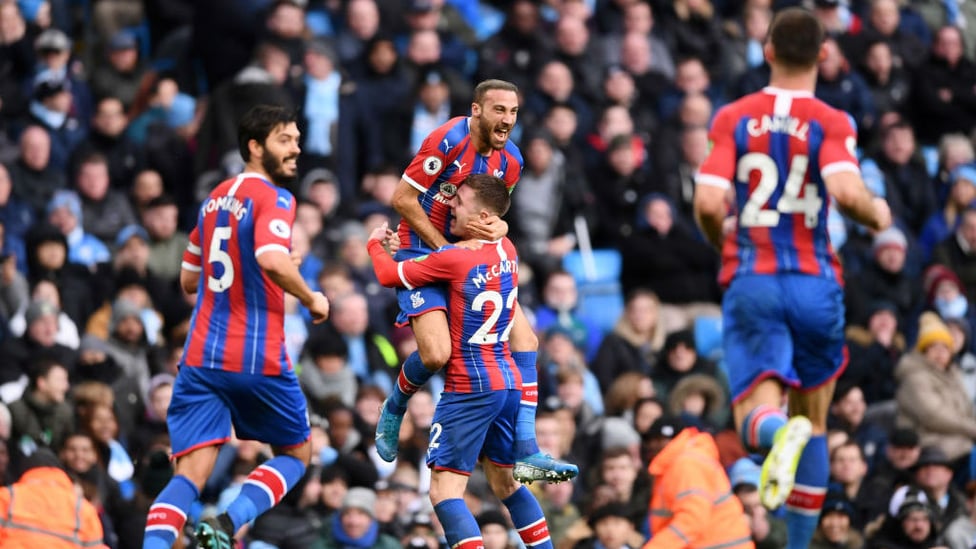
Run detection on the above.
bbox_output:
[644,422,754,549]
[0,448,107,549]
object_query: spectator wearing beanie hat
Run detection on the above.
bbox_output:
[921,264,972,323]
[477,510,516,549]
[895,311,976,463]
[809,495,862,549]
[317,486,400,548]
[845,225,921,331]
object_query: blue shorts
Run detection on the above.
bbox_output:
[167,365,311,458]
[723,274,847,403]
[426,390,520,474]
[395,285,448,327]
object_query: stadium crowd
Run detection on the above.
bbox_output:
[1,0,976,547]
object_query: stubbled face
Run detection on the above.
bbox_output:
[257,122,301,186]
[472,89,518,151]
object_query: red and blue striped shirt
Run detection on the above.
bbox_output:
[369,238,522,393]
[398,117,522,257]
[181,172,296,376]
[696,87,860,287]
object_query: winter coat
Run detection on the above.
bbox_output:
[895,351,976,461]
[644,428,753,548]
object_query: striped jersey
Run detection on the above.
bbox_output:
[369,238,522,393]
[181,172,296,375]
[696,87,860,287]
[398,117,522,257]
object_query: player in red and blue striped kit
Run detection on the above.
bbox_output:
[693,10,891,549]
[378,79,577,483]
[143,106,330,549]
[368,174,554,549]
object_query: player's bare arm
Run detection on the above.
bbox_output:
[257,250,330,323]
[694,183,729,250]
[824,171,892,232]
[180,265,199,295]
[392,179,450,250]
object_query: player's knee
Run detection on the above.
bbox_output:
[418,342,450,370]
[488,472,520,501]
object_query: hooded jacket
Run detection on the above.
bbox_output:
[644,428,753,549]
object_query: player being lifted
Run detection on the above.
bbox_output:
[368,174,556,549]
[375,79,577,483]
[694,8,891,549]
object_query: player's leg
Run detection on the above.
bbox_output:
[377,288,451,462]
[779,275,846,549]
[145,368,230,549]
[483,389,554,549]
[509,303,578,482]
[387,309,451,415]
[509,302,540,456]
[427,391,501,549]
[199,371,312,549]
[429,469,482,549]
[723,275,810,509]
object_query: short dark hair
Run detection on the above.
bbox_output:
[463,174,511,216]
[768,7,825,70]
[473,79,518,105]
[237,104,297,161]
[28,357,65,388]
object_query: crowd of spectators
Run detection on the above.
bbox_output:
[2,0,976,547]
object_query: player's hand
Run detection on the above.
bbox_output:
[367,222,389,243]
[871,197,892,231]
[383,227,401,255]
[466,215,508,241]
[305,291,330,324]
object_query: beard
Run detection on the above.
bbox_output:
[261,150,298,187]
[477,119,510,151]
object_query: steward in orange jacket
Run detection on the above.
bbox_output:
[644,427,754,549]
[0,449,107,548]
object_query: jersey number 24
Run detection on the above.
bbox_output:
[737,153,822,229]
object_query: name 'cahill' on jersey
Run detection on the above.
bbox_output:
[395,239,523,393]
[398,117,522,257]
[181,172,296,376]
[696,87,861,287]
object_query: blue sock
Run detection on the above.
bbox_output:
[513,351,540,456]
[387,351,434,414]
[225,455,305,531]
[503,486,553,549]
[785,435,828,549]
[143,475,198,549]
[741,404,787,451]
[434,498,482,548]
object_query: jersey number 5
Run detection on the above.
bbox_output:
[468,288,517,345]
[208,226,235,292]
[738,153,822,229]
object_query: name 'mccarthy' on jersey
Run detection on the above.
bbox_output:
[391,238,523,393]
[398,116,522,258]
[181,172,296,375]
[696,87,861,288]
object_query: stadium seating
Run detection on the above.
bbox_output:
[562,249,625,335]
